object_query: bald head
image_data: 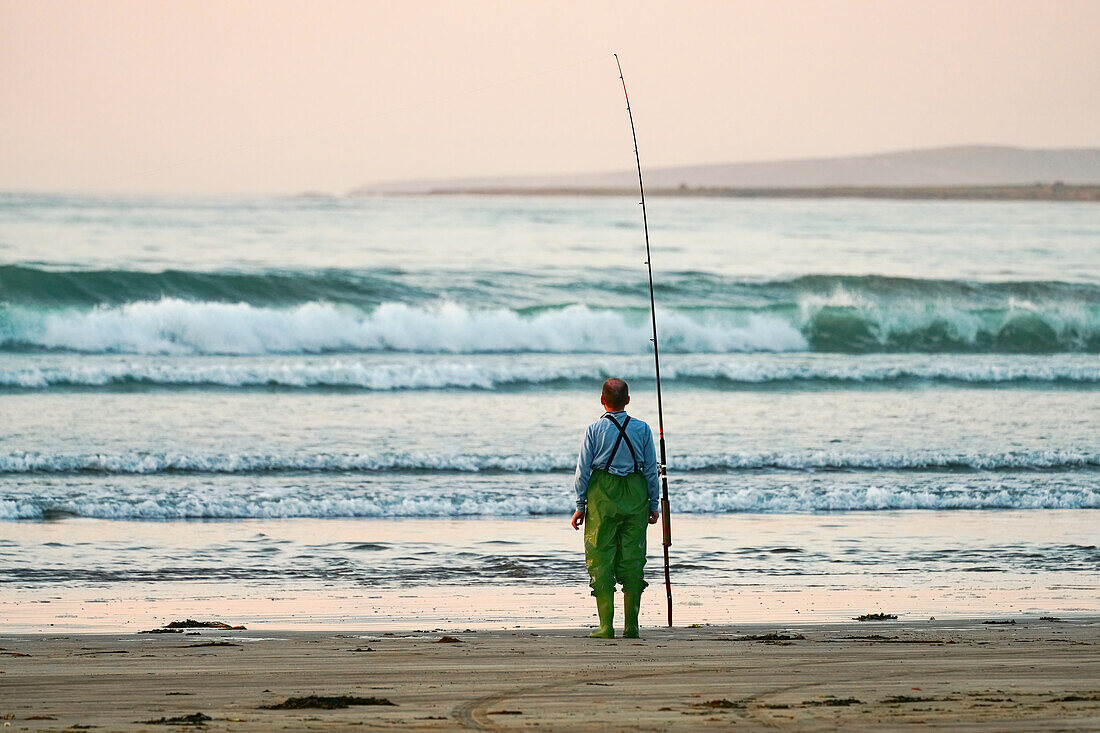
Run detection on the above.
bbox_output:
[601,378,630,411]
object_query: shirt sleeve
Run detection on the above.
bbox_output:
[573,424,596,512]
[642,424,660,512]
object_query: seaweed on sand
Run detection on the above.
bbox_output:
[725,633,806,642]
[804,697,862,707]
[261,695,395,710]
[179,641,239,648]
[137,712,212,726]
[695,699,745,709]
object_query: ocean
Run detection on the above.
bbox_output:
[1,192,1097,628]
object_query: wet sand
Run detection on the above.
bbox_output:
[3,618,1098,731]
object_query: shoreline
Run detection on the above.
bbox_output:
[5,582,1098,635]
[3,619,1098,730]
[5,511,1099,634]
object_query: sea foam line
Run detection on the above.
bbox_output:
[2,358,1100,390]
[2,483,1098,520]
[2,450,1098,474]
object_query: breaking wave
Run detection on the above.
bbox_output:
[2,266,1099,354]
[0,301,807,355]
[2,297,1099,355]
[797,290,1100,353]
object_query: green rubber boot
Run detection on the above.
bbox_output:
[623,590,642,638]
[589,591,615,638]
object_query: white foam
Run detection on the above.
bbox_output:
[2,449,1096,475]
[2,355,1098,390]
[3,482,1097,520]
[0,451,570,474]
[1,300,807,355]
[4,294,1097,355]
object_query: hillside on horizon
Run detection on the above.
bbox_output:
[351,145,1100,195]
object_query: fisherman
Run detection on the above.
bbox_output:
[571,377,660,638]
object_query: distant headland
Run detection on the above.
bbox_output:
[351,145,1100,201]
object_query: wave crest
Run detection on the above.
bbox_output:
[799,289,1100,353]
[0,300,807,355]
[3,357,1099,390]
[2,266,1099,354]
[3,482,1098,520]
[2,450,1097,474]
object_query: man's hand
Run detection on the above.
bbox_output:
[648,511,660,525]
[571,510,585,530]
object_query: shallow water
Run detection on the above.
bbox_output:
[3,511,1098,586]
[1,512,1096,631]
[1,193,1097,614]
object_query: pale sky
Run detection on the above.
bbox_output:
[3,0,1098,195]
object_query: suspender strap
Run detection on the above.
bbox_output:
[602,413,640,471]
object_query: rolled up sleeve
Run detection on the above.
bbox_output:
[573,425,596,512]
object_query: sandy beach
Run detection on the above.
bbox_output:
[5,1,1100,730]
[3,618,1098,731]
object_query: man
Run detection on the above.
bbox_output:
[571,377,660,638]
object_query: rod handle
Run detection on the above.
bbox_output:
[661,498,671,547]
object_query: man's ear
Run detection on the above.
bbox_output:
[624,395,630,407]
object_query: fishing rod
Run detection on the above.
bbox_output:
[614,53,673,628]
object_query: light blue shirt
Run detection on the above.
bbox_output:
[573,410,660,513]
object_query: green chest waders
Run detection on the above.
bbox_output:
[583,414,650,598]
